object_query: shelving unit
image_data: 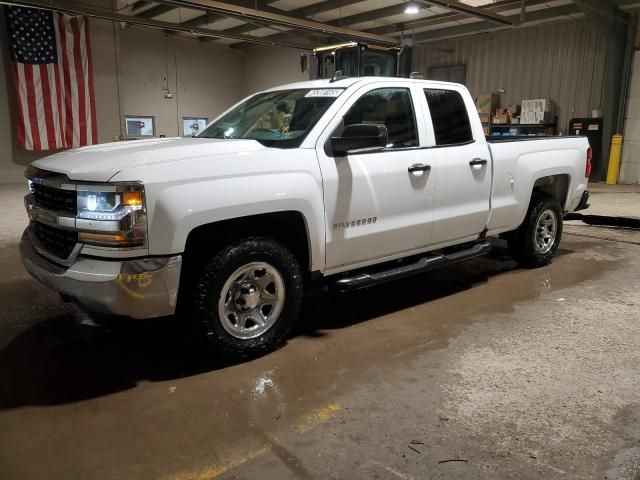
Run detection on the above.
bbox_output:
[490,123,557,136]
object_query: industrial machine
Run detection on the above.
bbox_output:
[303,42,412,79]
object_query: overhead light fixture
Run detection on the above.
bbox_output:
[405,3,419,14]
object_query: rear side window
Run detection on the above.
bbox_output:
[343,88,418,149]
[424,89,473,146]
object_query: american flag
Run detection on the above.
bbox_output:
[7,6,97,151]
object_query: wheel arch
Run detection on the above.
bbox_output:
[182,211,313,275]
[531,173,571,210]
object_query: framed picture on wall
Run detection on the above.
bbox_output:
[183,117,208,137]
[125,115,155,138]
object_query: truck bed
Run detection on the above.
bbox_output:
[485,135,590,235]
[486,135,580,143]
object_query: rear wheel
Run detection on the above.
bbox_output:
[190,237,303,357]
[508,194,563,268]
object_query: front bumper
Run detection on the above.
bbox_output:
[20,229,182,319]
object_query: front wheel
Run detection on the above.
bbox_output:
[191,237,303,357]
[508,194,563,268]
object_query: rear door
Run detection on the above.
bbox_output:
[422,87,492,245]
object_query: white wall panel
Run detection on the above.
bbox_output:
[621,51,640,184]
[412,19,607,136]
[242,45,309,94]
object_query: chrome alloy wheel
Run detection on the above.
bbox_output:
[534,209,558,254]
[218,262,285,340]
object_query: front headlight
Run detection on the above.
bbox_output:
[76,184,147,248]
[77,190,143,220]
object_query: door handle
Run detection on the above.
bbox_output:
[469,158,488,167]
[408,163,431,173]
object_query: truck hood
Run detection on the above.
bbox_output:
[32,137,266,182]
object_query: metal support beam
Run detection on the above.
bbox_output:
[218,0,517,46]
[363,0,553,36]
[416,0,512,25]
[227,1,406,35]
[180,12,225,27]
[411,4,579,42]
[146,0,357,31]
[135,4,175,18]
[149,0,398,44]
[327,3,407,27]
[205,0,366,38]
[573,0,630,180]
[572,0,627,42]
[129,1,152,14]
[0,0,314,48]
[296,0,367,17]
[152,0,284,28]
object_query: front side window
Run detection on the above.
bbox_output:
[343,88,418,149]
[424,88,473,146]
[198,88,343,148]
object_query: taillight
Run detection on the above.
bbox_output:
[585,147,592,178]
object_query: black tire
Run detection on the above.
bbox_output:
[507,194,563,268]
[190,237,303,357]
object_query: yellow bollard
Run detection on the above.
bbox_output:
[606,134,623,185]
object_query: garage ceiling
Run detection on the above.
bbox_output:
[5,0,640,49]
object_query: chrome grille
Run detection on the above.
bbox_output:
[32,221,78,260]
[31,183,76,215]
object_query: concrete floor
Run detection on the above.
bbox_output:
[1,182,639,480]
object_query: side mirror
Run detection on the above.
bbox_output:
[330,124,388,156]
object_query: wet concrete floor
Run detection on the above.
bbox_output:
[1,183,639,479]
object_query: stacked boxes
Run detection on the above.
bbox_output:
[479,113,491,135]
[507,105,520,123]
[506,105,520,116]
[493,108,510,124]
[521,99,555,125]
[476,93,500,114]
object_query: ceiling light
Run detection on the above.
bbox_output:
[405,3,419,14]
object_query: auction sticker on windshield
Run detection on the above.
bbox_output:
[305,89,343,98]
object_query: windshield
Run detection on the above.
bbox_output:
[198,88,344,148]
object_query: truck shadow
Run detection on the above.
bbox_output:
[0,246,574,409]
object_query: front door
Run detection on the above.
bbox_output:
[317,84,435,271]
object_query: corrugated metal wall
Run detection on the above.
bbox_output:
[412,19,607,134]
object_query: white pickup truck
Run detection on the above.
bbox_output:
[21,77,591,356]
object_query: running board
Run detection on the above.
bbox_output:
[335,241,492,292]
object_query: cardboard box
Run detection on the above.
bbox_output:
[483,126,490,136]
[478,113,491,123]
[510,116,520,125]
[506,105,520,116]
[476,93,500,114]
[493,110,511,124]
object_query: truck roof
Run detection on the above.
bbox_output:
[264,76,465,92]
